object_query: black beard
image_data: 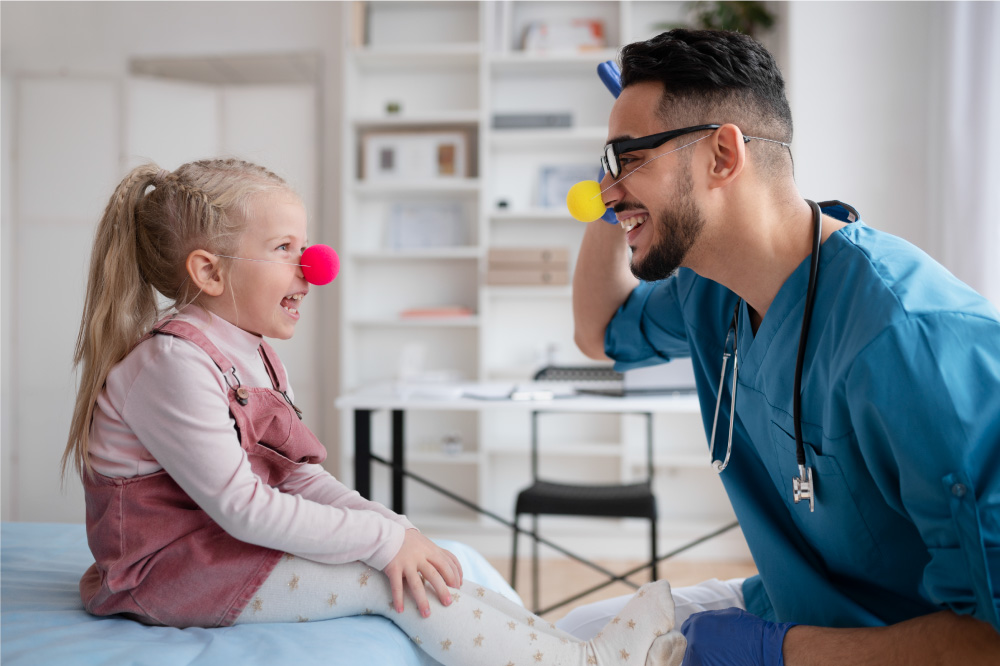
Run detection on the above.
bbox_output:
[627,167,704,282]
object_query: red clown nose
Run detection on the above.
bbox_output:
[301,244,339,285]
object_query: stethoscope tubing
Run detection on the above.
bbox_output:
[711,200,823,492]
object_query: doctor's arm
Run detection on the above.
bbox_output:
[573,214,639,359]
[782,611,1000,665]
[681,607,1000,666]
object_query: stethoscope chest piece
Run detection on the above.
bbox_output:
[793,463,815,512]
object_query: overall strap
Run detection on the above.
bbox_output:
[148,318,240,386]
[257,340,287,392]
[258,339,303,420]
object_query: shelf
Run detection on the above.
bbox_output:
[489,49,621,73]
[349,316,481,328]
[489,207,578,222]
[352,43,481,68]
[352,179,481,196]
[352,247,482,260]
[483,285,573,299]
[489,126,607,148]
[352,111,481,129]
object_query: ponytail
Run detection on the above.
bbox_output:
[63,159,291,479]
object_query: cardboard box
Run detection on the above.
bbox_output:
[486,268,569,286]
[488,247,569,267]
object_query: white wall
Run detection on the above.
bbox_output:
[785,1,938,250]
[1,1,344,521]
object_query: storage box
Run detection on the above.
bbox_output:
[487,247,569,286]
[488,247,569,266]
[486,268,569,286]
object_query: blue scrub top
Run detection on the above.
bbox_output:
[605,202,1000,630]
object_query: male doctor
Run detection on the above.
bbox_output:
[565,29,1000,665]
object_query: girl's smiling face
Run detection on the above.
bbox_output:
[222,191,310,340]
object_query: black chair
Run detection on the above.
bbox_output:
[510,366,658,614]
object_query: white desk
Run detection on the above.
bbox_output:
[335,381,701,514]
[337,382,736,613]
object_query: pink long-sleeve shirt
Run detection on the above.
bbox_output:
[88,306,412,571]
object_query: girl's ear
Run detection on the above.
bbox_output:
[186,250,225,297]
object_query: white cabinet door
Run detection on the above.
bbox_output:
[11,77,121,522]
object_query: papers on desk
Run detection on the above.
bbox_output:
[461,383,576,401]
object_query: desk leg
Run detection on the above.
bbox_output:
[354,409,372,499]
[392,409,405,515]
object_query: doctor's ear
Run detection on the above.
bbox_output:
[706,124,746,188]
[186,250,226,297]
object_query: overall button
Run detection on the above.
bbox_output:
[950,483,967,498]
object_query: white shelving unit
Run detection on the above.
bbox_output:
[338,1,744,558]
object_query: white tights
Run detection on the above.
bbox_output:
[235,555,686,666]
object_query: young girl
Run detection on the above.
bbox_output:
[65,158,685,666]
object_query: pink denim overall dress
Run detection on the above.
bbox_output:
[80,318,326,627]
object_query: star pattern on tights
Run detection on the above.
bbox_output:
[508,621,517,631]
[250,598,263,613]
[477,587,486,597]
[627,619,636,629]
[327,593,338,607]
[287,574,300,591]
[620,648,630,660]
[529,632,538,643]
[440,639,452,651]
[473,608,483,620]
[359,570,371,587]
[412,636,423,646]
[533,651,544,662]
[473,634,485,647]
[296,615,309,623]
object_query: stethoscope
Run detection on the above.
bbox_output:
[709,199,822,512]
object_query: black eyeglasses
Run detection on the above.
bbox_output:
[602,124,720,179]
[602,124,791,180]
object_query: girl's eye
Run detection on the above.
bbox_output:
[277,244,290,251]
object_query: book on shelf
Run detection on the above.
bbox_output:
[399,306,475,319]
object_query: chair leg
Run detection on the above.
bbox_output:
[650,517,658,582]
[511,514,519,587]
[531,513,540,613]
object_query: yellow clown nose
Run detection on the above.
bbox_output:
[566,180,606,222]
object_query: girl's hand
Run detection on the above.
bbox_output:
[383,529,464,617]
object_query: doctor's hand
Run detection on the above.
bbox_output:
[383,529,463,618]
[681,608,798,666]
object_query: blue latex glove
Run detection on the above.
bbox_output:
[681,608,798,666]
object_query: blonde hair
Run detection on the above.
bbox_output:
[63,158,290,479]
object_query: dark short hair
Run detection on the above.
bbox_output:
[620,29,793,174]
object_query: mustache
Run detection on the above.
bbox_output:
[613,202,645,214]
